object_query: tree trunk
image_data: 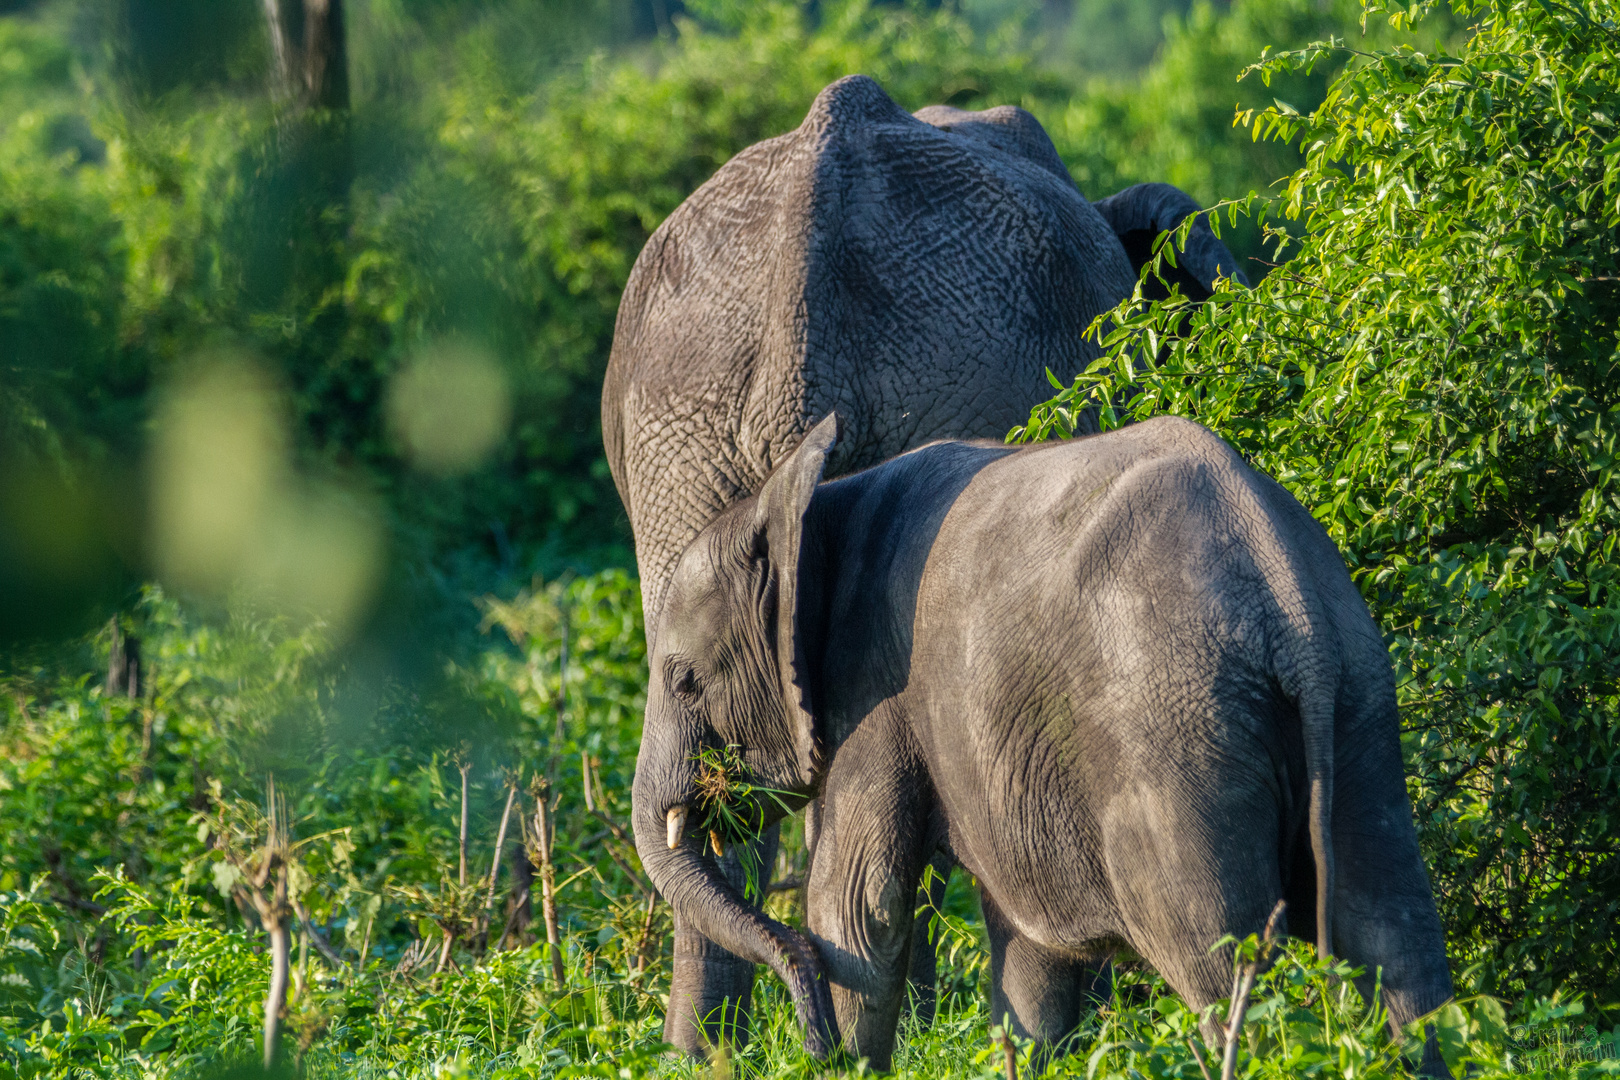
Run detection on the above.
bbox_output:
[261,0,348,112]
[106,619,140,698]
[261,0,293,99]
[300,0,347,110]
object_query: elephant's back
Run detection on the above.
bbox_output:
[917,420,1391,786]
[915,419,1365,675]
[789,78,1133,470]
[606,76,1136,624]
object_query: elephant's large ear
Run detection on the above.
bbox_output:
[752,413,839,783]
[1092,182,1251,300]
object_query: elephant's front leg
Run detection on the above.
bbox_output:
[664,824,781,1055]
[807,799,950,1034]
[803,722,933,1070]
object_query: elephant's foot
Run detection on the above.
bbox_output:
[665,922,758,1055]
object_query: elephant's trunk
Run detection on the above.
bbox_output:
[633,778,839,1059]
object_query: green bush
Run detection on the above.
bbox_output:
[0,0,1069,618]
[1021,0,1620,1002]
[0,571,660,1076]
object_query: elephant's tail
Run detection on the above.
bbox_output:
[1299,677,1335,962]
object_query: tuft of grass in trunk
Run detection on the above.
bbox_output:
[691,745,794,902]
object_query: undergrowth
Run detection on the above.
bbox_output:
[4,870,1617,1078]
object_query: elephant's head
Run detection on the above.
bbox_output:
[632,414,841,1057]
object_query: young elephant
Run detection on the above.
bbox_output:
[630,414,1453,1073]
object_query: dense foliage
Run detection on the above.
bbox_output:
[1021,0,1620,1006]
[0,0,1062,649]
[0,0,1447,648]
[1,573,667,1076]
[7,859,1615,1079]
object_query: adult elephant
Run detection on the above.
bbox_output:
[601,73,1246,1056]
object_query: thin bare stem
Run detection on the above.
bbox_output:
[256,774,293,1070]
[292,926,308,1002]
[432,929,453,976]
[358,907,374,971]
[1220,900,1287,1080]
[529,778,565,989]
[1187,1037,1215,1080]
[292,897,347,974]
[633,891,658,975]
[264,911,289,1068]
[485,783,518,912]
[458,759,471,888]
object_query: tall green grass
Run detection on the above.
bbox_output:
[5,869,1617,1078]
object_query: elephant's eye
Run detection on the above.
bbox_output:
[671,667,701,702]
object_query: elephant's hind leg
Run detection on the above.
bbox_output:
[982,891,1111,1064]
[1097,776,1285,1041]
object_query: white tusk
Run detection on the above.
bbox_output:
[666,805,688,850]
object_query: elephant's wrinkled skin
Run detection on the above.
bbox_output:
[632,415,1454,1074]
[602,72,1245,1054]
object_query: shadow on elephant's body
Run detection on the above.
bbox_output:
[802,440,1020,748]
